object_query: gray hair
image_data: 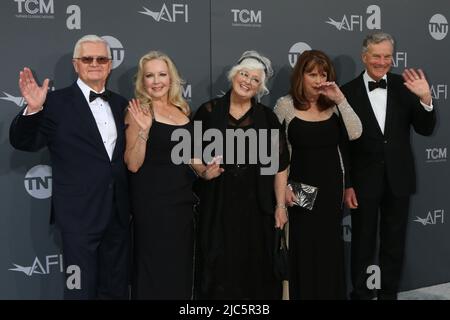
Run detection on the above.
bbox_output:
[362,31,395,54]
[227,50,273,101]
[73,35,111,59]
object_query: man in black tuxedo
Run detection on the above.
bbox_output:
[341,31,436,300]
[10,35,130,299]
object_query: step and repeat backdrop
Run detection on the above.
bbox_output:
[0,0,448,299]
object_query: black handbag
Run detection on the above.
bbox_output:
[273,227,289,281]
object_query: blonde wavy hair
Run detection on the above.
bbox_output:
[134,51,190,115]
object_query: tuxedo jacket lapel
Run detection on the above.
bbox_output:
[384,73,396,139]
[109,93,125,162]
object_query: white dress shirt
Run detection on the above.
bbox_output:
[363,71,433,135]
[76,78,117,160]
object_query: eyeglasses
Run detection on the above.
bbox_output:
[238,70,261,86]
[74,56,111,64]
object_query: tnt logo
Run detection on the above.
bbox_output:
[325,5,380,32]
[429,14,448,40]
[182,84,191,101]
[139,2,189,23]
[431,84,448,100]
[288,42,312,68]
[391,51,407,68]
[24,165,52,199]
[414,209,445,226]
[231,9,262,27]
[426,147,447,163]
[342,215,351,243]
[101,36,125,69]
[14,0,54,18]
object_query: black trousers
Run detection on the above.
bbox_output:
[350,176,410,300]
[61,207,130,300]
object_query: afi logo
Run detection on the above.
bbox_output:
[139,2,189,23]
[9,254,63,276]
[231,9,261,27]
[431,84,448,100]
[342,215,351,243]
[9,254,81,290]
[326,5,380,32]
[288,42,312,68]
[391,51,407,68]
[0,92,25,107]
[426,147,447,163]
[101,36,125,69]
[24,165,52,199]
[182,84,191,101]
[429,14,448,40]
[414,210,445,225]
[1,86,54,107]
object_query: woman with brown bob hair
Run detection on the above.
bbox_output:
[274,49,362,299]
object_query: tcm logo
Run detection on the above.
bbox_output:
[182,84,191,101]
[101,36,125,69]
[326,5,380,32]
[139,2,189,23]
[9,254,63,276]
[342,215,351,243]
[429,14,448,40]
[14,0,54,19]
[426,147,447,163]
[288,42,312,68]
[24,165,52,199]
[391,51,407,68]
[431,84,448,100]
[231,9,261,27]
[414,209,445,226]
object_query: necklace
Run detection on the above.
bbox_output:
[155,104,175,120]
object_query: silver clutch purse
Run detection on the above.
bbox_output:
[288,181,319,211]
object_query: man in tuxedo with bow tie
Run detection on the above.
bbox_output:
[10,35,130,299]
[341,31,436,300]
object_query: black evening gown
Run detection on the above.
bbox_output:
[130,120,195,300]
[193,92,289,300]
[287,114,346,300]
[209,111,280,299]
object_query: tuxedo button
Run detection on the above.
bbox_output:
[383,140,388,144]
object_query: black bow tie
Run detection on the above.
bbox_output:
[89,90,110,102]
[368,79,387,91]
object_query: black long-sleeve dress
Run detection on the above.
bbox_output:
[193,91,289,299]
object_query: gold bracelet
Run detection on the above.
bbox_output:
[275,204,287,210]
